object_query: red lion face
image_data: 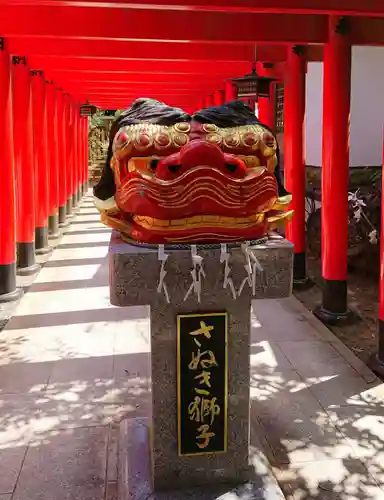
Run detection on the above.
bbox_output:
[97,118,292,243]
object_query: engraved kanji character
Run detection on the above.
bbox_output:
[196,424,215,449]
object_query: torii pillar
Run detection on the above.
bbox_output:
[284,46,308,286]
[258,85,276,131]
[0,38,22,301]
[12,56,40,275]
[224,81,237,102]
[207,94,214,107]
[57,89,69,228]
[315,16,351,324]
[46,82,60,239]
[64,94,74,217]
[31,70,51,254]
[213,89,224,107]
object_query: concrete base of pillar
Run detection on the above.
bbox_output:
[292,251,314,290]
[35,227,52,255]
[66,198,74,218]
[0,287,23,303]
[58,206,70,228]
[313,305,349,326]
[0,263,23,303]
[17,242,41,276]
[48,213,60,239]
[313,302,360,327]
[313,279,350,325]
[72,194,79,212]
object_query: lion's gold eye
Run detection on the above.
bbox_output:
[127,157,163,173]
[238,155,260,168]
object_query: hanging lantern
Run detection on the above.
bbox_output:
[79,103,97,116]
[232,62,277,101]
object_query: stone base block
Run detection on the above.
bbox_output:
[118,418,285,500]
[109,232,293,308]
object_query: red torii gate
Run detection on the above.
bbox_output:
[0,0,384,375]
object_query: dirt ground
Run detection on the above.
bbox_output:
[294,255,379,367]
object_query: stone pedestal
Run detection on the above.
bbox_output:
[109,231,293,496]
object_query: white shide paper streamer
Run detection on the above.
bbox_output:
[184,245,206,303]
[156,244,170,303]
[238,241,264,296]
[220,244,237,300]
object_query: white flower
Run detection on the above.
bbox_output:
[348,191,357,202]
[368,230,378,245]
[348,190,366,209]
[353,208,362,221]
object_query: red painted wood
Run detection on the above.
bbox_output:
[31,72,49,229]
[78,116,83,189]
[321,16,351,281]
[93,101,192,109]
[74,106,81,194]
[80,91,204,97]
[69,86,214,105]
[80,117,86,187]
[84,117,89,186]
[1,6,382,45]
[0,43,17,265]
[63,95,73,202]
[8,38,324,63]
[30,57,251,75]
[71,82,217,89]
[257,96,275,129]
[213,89,225,106]
[68,101,76,198]
[207,95,214,107]
[74,88,206,107]
[12,58,36,243]
[0,6,327,44]
[284,46,306,255]
[76,95,203,106]
[56,90,67,209]
[48,73,227,84]
[224,81,237,102]
[45,62,284,104]
[7,0,384,16]
[46,83,60,218]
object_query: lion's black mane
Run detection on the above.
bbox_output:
[194,99,262,127]
[93,98,287,201]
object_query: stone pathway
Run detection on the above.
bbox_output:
[0,193,383,499]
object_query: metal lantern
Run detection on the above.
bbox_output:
[232,63,276,101]
[79,103,97,116]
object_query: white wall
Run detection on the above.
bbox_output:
[305,46,384,167]
[305,62,323,166]
[350,47,384,166]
